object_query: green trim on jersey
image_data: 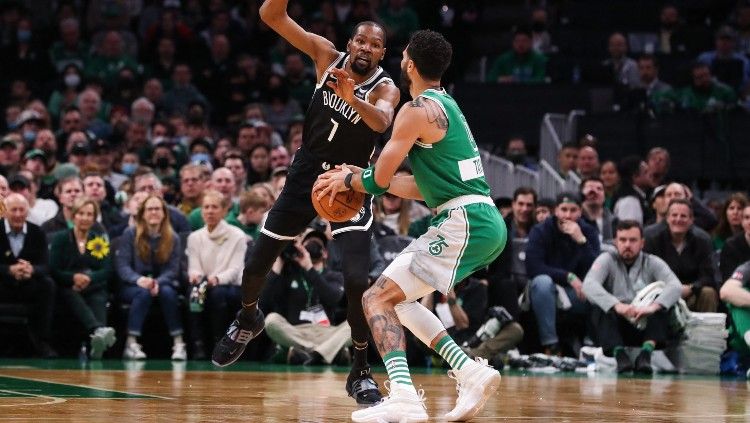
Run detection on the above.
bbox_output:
[408,89,491,208]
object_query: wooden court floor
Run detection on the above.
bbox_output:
[0,359,748,422]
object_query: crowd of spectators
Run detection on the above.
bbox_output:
[0,0,750,377]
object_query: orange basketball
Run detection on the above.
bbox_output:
[311,189,366,222]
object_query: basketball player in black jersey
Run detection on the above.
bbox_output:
[211,0,400,406]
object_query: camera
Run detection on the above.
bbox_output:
[461,306,514,349]
[281,243,300,262]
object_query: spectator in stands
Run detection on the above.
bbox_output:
[612,156,652,225]
[226,190,269,239]
[188,167,239,230]
[85,31,139,89]
[583,220,682,374]
[49,17,89,74]
[644,199,718,312]
[678,62,737,113]
[575,146,600,179]
[9,172,58,227]
[636,55,675,113]
[486,187,536,318]
[697,26,750,91]
[736,4,750,56]
[90,139,128,190]
[77,89,112,140]
[0,134,22,176]
[487,26,547,84]
[712,193,748,251]
[504,137,537,171]
[49,196,115,359]
[646,184,667,227]
[223,152,247,201]
[270,145,291,170]
[719,204,750,281]
[262,228,351,365]
[82,171,125,237]
[719,260,750,359]
[41,176,105,237]
[526,192,600,355]
[48,64,85,122]
[530,7,553,54]
[644,182,717,236]
[177,163,207,215]
[556,141,578,179]
[162,63,209,117]
[600,160,620,210]
[581,177,615,245]
[186,190,248,358]
[116,195,186,361]
[604,32,639,88]
[535,198,555,224]
[284,52,315,110]
[0,175,8,198]
[656,4,688,55]
[646,147,670,187]
[0,193,56,357]
[133,172,190,233]
[247,143,272,186]
[378,0,419,57]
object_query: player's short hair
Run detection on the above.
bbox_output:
[352,21,387,44]
[407,30,452,81]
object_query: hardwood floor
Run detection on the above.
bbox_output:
[0,360,747,422]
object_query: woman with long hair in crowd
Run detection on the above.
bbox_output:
[115,195,186,360]
[712,192,749,251]
[49,197,116,359]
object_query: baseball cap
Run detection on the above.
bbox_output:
[651,184,667,202]
[555,191,582,207]
[15,109,42,127]
[70,141,89,155]
[90,139,111,153]
[0,135,18,149]
[23,148,46,161]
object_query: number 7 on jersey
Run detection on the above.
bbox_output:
[328,118,339,142]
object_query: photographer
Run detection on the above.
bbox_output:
[260,228,351,365]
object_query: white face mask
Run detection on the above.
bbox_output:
[64,74,81,88]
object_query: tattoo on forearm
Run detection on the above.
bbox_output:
[409,97,448,130]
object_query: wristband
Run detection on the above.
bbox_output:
[361,165,389,196]
[344,172,354,189]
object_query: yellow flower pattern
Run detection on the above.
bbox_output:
[86,236,110,260]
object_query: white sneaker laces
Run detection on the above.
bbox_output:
[381,380,426,410]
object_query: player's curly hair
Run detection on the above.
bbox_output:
[406,30,452,81]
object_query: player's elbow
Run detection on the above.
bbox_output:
[258,2,279,24]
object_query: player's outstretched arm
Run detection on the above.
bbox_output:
[259,0,339,71]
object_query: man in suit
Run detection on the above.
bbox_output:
[0,193,55,357]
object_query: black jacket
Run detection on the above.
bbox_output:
[644,226,716,291]
[720,232,750,282]
[0,220,49,284]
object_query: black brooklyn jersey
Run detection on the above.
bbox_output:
[302,52,393,168]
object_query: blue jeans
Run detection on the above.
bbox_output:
[529,274,588,346]
[121,283,183,337]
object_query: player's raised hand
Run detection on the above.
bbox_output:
[326,68,356,104]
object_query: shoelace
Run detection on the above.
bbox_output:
[381,380,427,410]
[228,322,254,343]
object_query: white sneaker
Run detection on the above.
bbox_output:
[351,381,428,423]
[171,342,187,361]
[123,342,147,360]
[444,357,501,421]
[89,327,116,360]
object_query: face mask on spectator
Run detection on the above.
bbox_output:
[17,30,31,43]
[23,130,36,143]
[155,157,171,169]
[121,162,138,176]
[191,153,211,164]
[64,74,81,88]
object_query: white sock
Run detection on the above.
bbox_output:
[126,335,138,347]
[173,334,184,345]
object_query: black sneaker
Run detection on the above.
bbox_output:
[346,367,382,406]
[634,350,653,374]
[615,349,633,374]
[211,308,265,367]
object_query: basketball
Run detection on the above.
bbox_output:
[311,188,366,222]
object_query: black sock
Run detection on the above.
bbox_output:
[352,339,368,369]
